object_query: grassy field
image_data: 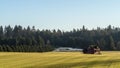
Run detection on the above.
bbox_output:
[0,52,120,68]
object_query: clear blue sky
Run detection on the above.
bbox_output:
[0,0,120,31]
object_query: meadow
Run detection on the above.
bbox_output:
[0,51,120,68]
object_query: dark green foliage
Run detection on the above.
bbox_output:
[0,25,53,52]
[0,25,120,52]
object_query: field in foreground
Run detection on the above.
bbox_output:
[0,52,120,68]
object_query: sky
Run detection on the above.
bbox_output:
[0,0,120,31]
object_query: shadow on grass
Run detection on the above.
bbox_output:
[24,59,120,68]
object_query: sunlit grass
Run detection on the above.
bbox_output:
[0,51,120,68]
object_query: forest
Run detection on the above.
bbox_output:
[0,25,120,52]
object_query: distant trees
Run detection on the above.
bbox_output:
[0,25,53,52]
[109,36,116,50]
[117,41,120,50]
[0,25,120,52]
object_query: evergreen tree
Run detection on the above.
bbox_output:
[116,41,120,50]
[109,36,116,50]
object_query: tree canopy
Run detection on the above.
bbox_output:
[0,25,120,52]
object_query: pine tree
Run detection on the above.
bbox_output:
[109,36,116,50]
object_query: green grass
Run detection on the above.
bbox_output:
[0,51,120,68]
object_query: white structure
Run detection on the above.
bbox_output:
[54,47,83,52]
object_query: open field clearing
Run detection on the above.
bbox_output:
[0,52,120,68]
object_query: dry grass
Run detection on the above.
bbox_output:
[0,51,120,68]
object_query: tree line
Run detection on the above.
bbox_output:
[0,25,120,52]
